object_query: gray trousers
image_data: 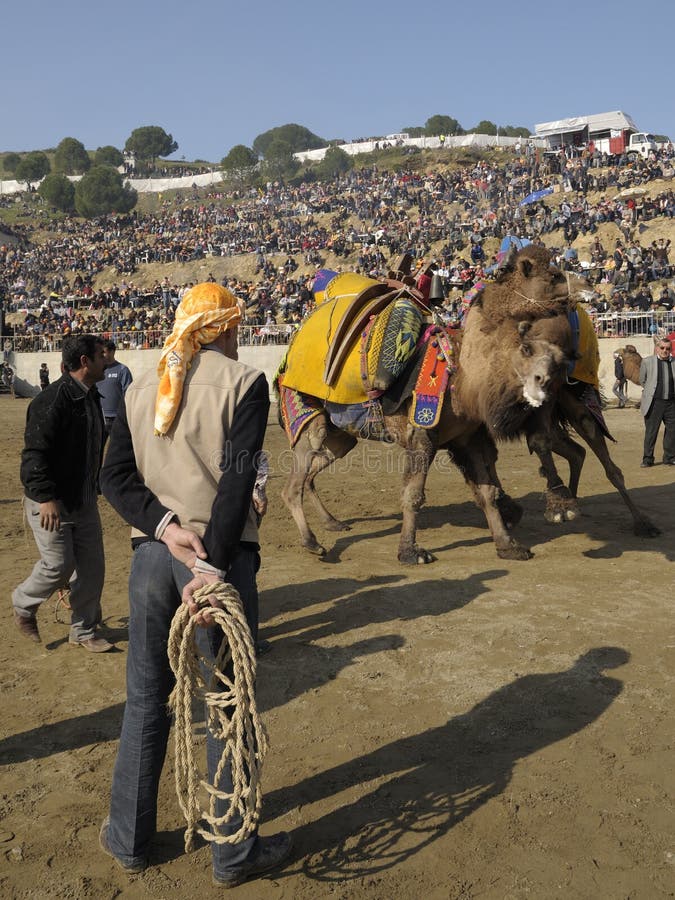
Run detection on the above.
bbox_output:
[13,497,105,641]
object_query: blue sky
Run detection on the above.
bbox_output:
[4,0,673,163]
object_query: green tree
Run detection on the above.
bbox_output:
[74,166,137,217]
[402,126,425,138]
[94,145,124,168]
[500,125,531,138]
[38,173,76,212]
[221,144,258,171]
[124,126,178,167]
[425,115,463,136]
[253,124,326,158]
[261,139,299,182]
[317,146,353,179]
[221,144,259,188]
[469,120,498,135]
[3,152,22,174]
[54,137,91,175]
[15,151,51,186]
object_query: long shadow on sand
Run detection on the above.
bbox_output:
[257,569,507,714]
[1,568,506,763]
[265,646,629,883]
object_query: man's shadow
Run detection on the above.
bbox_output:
[264,646,629,883]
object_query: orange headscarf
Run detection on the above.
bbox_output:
[154,282,242,435]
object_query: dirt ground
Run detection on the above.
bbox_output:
[1,397,674,900]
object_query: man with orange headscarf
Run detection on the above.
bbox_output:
[99,283,291,886]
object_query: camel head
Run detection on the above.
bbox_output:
[457,309,575,439]
[515,316,574,409]
[484,245,570,324]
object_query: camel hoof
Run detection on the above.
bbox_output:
[635,520,661,538]
[324,521,351,533]
[497,543,533,561]
[545,495,580,525]
[398,546,436,565]
[304,542,327,557]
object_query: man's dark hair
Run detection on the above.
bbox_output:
[62,335,103,372]
[103,340,116,352]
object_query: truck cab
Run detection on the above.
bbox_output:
[627,132,657,158]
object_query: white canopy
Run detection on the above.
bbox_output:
[535,111,638,138]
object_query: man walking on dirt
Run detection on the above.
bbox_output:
[12,335,114,651]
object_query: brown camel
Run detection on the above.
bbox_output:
[278,246,576,564]
[616,344,643,385]
[524,326,659,537]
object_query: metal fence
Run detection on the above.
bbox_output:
[2,324,297,354]
[591,310,675,338]
[3,312,675,354]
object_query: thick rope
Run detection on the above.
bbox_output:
[167,582,268,852]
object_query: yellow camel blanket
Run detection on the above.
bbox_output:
[569,305,599,388]
[280,272,424,405]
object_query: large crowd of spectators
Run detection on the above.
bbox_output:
[2,140,674,350]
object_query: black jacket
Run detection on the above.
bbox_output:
[20,373,104,511]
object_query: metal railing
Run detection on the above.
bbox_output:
[590,310,675,338]
[4,312,674,354]
[2,324,297,354]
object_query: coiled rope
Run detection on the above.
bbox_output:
[167,581,268,852]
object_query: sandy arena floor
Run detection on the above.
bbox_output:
[0,397,673,899]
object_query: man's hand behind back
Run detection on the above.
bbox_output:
[161,521,207,569]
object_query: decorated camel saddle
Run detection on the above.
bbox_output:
[277,263,458,443]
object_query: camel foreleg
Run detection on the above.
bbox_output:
[558,393,661,537]
[452,431,532,560]
[398,429,437,564]
[527,426,584,524]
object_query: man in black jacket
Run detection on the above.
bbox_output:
[12,335,114,652]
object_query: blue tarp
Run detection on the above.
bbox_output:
[519,187,554,207]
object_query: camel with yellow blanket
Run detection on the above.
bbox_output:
[276,250,658,565]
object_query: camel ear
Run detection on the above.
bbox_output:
[519,258,534,279]
[495,245,518,281]
[517,320,532,338]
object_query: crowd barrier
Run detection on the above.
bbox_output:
[4,311,675,355]
[2,324,297,354]
[591,310,675,338]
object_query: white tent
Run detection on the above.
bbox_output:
[535,111,638,140]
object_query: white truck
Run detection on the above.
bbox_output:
[590,130,657,160]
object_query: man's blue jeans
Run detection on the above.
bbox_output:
[106,541,259,877]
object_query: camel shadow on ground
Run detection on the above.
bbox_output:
[412,480,675,563]
[256,570,507,715]
[264,647,629,883]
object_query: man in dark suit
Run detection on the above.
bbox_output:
[639,339,675,467]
